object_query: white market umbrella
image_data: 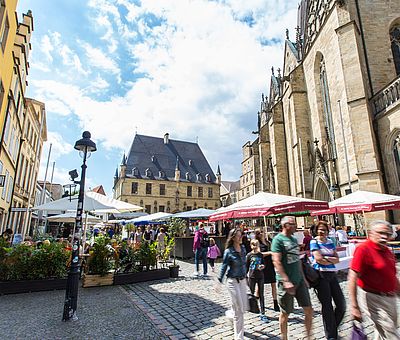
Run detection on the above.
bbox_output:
[33,191,142,213]
[172,208,216,219]
[47,212,101,223]
[209,191,328,221]
[128,212,172,225]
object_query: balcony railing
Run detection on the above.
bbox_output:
[372,75,400,116]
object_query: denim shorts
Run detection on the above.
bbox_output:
[277,280,311,314]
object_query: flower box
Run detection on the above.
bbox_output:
[82,273,114,288]
[113,268,169,285]
[0,278,67,295]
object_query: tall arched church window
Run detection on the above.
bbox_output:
[319,58,337,159]
[390,26,400,75]
[394,135,400,183]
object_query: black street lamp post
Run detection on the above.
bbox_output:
[62,131,96,321]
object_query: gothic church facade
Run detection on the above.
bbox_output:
[245,0,400,223]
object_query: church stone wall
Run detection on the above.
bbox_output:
[301,5,384,197]
[355,0,400,94]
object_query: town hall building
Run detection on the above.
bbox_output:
[113,133,221,214]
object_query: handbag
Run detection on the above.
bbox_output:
[302,256,320,288]
[351,322,367,340]
[247,294,260,314]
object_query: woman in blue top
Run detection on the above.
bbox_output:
[218,228,248,340]
[310,221,346,340]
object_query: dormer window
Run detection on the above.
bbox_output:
[159,170,165,178]
[205,174,210,182]
[151,155,156,163]
[132,167,139,176]
[188,159,193,166]
[196,173,202,181]
[185,172,191,180]
[145,168,152,177]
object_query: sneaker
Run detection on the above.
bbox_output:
[192,271,199,277]
[225,309,234,319]
[259,314,270,323]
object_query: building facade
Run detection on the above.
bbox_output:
[245,0,400,224]
[0,9,47,235]
[113,133,221,213]
[220,180,240,207]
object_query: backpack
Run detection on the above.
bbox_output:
[200,232,210,248]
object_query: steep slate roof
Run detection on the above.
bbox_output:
[125,134,217,183]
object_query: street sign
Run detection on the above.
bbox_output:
[10,207,30,212]
[0,175,5,187]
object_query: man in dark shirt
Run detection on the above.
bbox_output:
[302,229,312,251]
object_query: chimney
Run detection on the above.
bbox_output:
[164,133,169,144]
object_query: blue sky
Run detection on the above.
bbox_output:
[17,0,297,195]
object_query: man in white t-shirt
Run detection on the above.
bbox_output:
[335,226,348,244]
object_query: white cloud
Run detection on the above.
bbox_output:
[30,0,298,182]
[42,132,74,162]
[80,41,121,79]
[40,34,54,62]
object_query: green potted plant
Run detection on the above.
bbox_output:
[83,235,115,287]
[166,218,186,278]
[0,241,70,294]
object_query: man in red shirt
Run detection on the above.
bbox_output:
[348,220,400,339]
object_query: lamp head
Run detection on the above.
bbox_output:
[69,169,79,181]
[74,131,97,157]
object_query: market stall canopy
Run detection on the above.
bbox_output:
[47,212,101,223]
[32,191,143,213]
[172,208,216,219]
[311,190,400,215]
[127,212,172,225]
[209,192,328,221]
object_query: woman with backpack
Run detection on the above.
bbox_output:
[310,220,346,340]
[192,223,209,277]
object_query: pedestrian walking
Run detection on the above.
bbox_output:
[271,216,313,340]
[193,223,209,276]
[335,226,348,244]
[246,239,269,322]
[157,227,167,257]
[254,228,279,311]
[310,221,345,340]
[207,237,221,272]
[348,220,400,339]
[302,229,313,251]
[217,228,248,340]
[143,225,154,243]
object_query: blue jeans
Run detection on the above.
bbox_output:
[195,247,208,274]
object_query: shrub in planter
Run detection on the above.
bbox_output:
[115,240,139,273]
[0,242,70,281]
[137,241,158,271]
[86,235,115,276]
[166,218,186,277]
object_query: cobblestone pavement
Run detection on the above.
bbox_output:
[0,285,165,339]
[1,261,399,340]
[123,260,399,340]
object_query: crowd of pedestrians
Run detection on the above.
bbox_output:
[191,217,400,340]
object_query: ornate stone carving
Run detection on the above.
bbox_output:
[313,138,330,184]
[300,0,336,55]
